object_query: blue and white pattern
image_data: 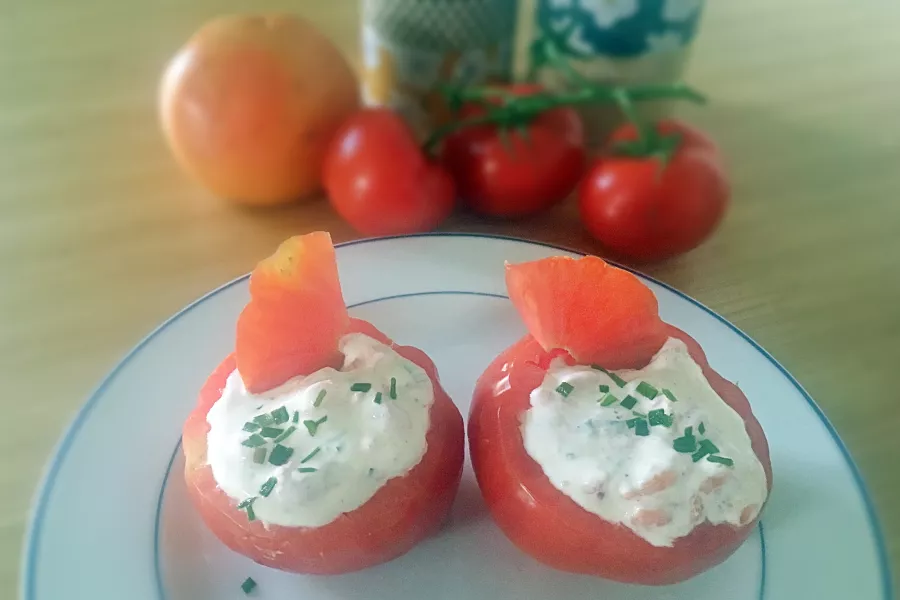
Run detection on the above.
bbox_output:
[537,0,705,58]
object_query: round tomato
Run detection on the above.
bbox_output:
[159,14,359,205]
[183,317,465,574]
[578,120,729,262]
[468,255,772,584]
[440,85,586,218]
[324,109,455,236]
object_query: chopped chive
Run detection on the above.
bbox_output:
[304,416,328,436]
[598,384,610,394]
[600,393,618,406]
[292,411,299,424]
[268,444,294,466]
[271,406,290,425]
[259,476,277,497]
[252,447,267,464]
[634,420,650,437]
[707,455,734,467]
[351,382,372,393]
[253,414,274,427]
[662,388,678,403]
[698,422,706,435]
[374,392,383,405]
[619,395,638,410]
[297,467,317,473]
[591,364,627,387]
[692,439,720,463]
[260,427,284,438]
[273,426,296,444]
[237,497,256,521]
[241,434,266,448]
[632,411,647,418]
[242,422,261,433]
[673,432,697,453]
[389,377,397,400]
[626,417,643,429]
[648,409,673,428]
[555,382,575,397]
[314,389,327,408]
[684,426,693,437]
[241,577,257,595]
[636,381,659,399]
[300,447,321,463]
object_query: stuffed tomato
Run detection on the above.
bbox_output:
[182,232,464,574]
[469,256,772,585]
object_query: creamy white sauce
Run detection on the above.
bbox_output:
[522,338,768,547]
[206,333,434,528]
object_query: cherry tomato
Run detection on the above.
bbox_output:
[159,15,359,205]
[183,318,465,574]
[441,85,586,218]
[578,120,729,262]
[324,109,455,236]
[468,326,772,584]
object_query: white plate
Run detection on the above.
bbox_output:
[22,234,892,600]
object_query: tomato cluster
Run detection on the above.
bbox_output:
[323,87,729,262]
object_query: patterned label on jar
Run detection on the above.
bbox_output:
[361,0,517,134]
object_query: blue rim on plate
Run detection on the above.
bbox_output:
[21,233,893,600]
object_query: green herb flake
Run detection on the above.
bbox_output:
[259,476,277,497]
[662,388,678,403]
[271,406,290,425]
[619,395,638,410]
[673,434,697,454]
[314,389,327,408]
[648,409,673,428]
[626,417,643,429]
[260,427,284,438]
[351,382,372,393]
[691,440,719,462]
[292,411,299,424]
[241,577,257,595]
[707,455,734,467]
[636,381,659,399]
[252,414,274,427]
[555,382,575,397]
[698,422,706,435]
[634,420,650,437]
[268,444,294,466]
[297,467,317,474]
[252,447,267,464]
[241,434,266,448]
[600,393,618,407]
[591,364,627,387]
[242,422,261,433]
[598,384,610,394]
[692,439,720,463]
[374,392,383,405]
[390,377,398,400]
[300,447,321,464]
[237,497,257,521]
[273,425,296,444]
[304,416,328,436]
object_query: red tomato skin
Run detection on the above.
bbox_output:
[468,326,772,585]
[441,89,586,218]
[183,318,465,574]
[323,109,455,236]
[578,144,729,262]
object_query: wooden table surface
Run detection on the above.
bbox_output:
[2,0,899,596]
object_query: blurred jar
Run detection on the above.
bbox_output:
[531,0,706,144]
[360,0,518,137]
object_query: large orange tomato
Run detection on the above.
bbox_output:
[159,15,360,205]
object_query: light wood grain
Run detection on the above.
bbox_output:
[1,0,898,595]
